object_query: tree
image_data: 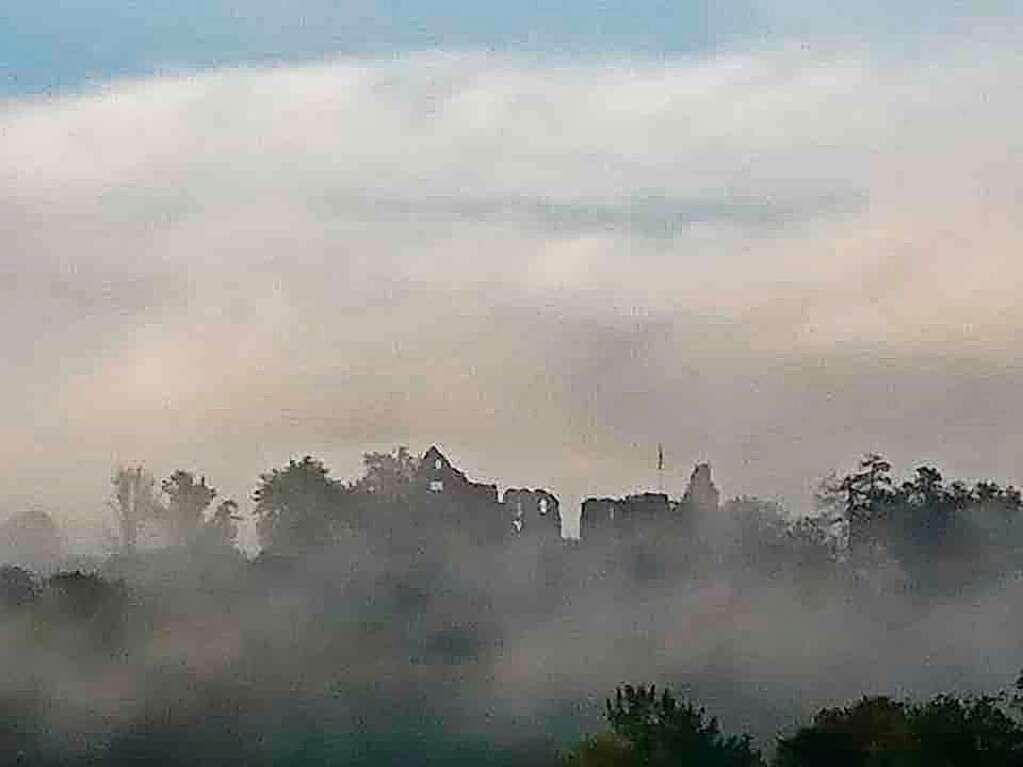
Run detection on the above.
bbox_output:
[901,466,946,509]
[776,692,1023,766]
[775,696,913,767]
[252,457,344,554]
[785,515,843,572]
[823,454,894,512]
[109,465,160,552]
[821,454,896,555]
[561,733,634,767]
[0,565,38,609]
[586,684,763,767]
[205,499,242,548]
[161,470,217,545]
[947,481,973,511]
[41,571,133,653]
[353,446,420,500]
[821,456,1023,586]
[968,481,1023,513]
[1002,485,1023,511]
[910,694,1023,765]
[896,466,955,557]
[844,454,895,509]
[973,481,1004,506]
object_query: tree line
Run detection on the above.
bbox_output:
[101,449,1023,568]
[107,448,424,555]
[31,446,1023,609]
[564,680,1023,766]
[109,466,241,551]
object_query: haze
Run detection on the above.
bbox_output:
[2,5,1022,544]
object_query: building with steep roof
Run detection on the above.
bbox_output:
[414,446,561,545]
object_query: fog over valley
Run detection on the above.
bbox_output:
[3,3,1023,764]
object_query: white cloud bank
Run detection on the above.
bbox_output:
[2,37,1022,540]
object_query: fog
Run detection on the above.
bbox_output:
[3,20,1023,766]
[3,35,1023,542]
[4,450,1023,763]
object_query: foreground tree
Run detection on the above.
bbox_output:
[774,696,912,767]
[775,692,1023,766]
[911,694,1023,766]
[563,685,763,767]
[562,733,634,767]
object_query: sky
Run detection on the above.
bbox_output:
[2,1,1023,543]
[6,0,1015,96]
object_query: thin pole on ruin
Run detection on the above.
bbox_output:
[657,443,665,494]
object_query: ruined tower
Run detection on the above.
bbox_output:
[681,462,720,514]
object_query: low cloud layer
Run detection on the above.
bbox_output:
[2,36,1022,541]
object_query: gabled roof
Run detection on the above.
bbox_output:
[422,445,448,465]
[419,446,478,487]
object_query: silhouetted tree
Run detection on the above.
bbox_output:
[0,565,38,609]
[205,498,242,548]
[821,454,897,556]
[968,481,1023,514]
[785,515,843,573]
[776,692,1023,766]
[946,480,972,511]
[161,470,217,545]
[775,696,912,767]
[910,694,1023,766]
[845,454,894,509]
[892,466,956,560]
[252,456,344,554]
[561,732,634,766]
[354,446,420,500]
[110,465,160,552]
[44,570,128,622]
[38,571,133,654]
[901,466,946,509]
[565,684,763,766]
[819,455,1023,587]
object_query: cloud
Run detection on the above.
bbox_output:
[1,39,1022,536]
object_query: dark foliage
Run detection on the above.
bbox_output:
[161,469,217,544]
[776,693,1023,766]
[0,565,38,609]
[563,684,764,766]
[252,456,346,554]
